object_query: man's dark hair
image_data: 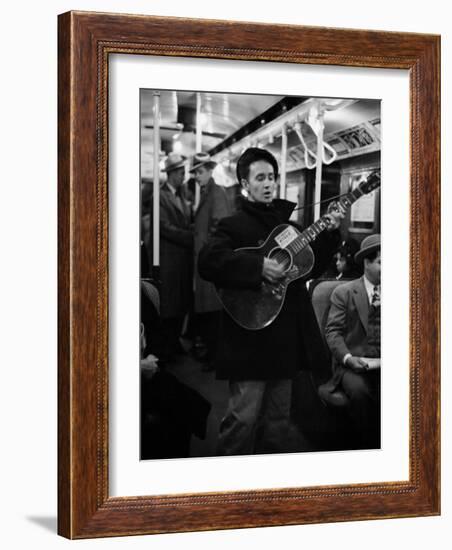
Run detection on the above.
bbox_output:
[236,147,279,184]
[364,249,381,263]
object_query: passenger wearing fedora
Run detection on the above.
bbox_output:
[191,153,235,371]
[158,153,193,358]
[324,234,381,449]
[198,147,344,456]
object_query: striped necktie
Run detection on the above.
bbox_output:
[371,285,381,307]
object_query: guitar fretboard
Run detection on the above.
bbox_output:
[288,185,366,256]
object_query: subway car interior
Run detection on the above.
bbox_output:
[140,89,381,459]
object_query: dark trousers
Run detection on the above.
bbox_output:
[161,316,185,359]
[141,370,211,459]
[196,311,221,361]
[342,369,381,449]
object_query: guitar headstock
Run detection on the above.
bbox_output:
[359,170,381,195]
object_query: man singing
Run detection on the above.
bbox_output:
[198,147,344,456]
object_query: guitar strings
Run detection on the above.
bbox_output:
[268,181,378,268]
[270,195,350,266]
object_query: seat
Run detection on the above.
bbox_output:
[310,278,350,407]
[310,278,348,339]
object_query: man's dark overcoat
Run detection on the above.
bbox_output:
[158,183,193,319]
[194,178,235,313]
[198,198,340,380]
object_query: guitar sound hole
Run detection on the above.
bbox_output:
[268,247,293,272]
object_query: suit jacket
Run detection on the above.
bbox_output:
[194,178,235,313]
[158,183,193,318]
[324,276,375,385]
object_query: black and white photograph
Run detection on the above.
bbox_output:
[139,90,381,460]
[1,0,445,545]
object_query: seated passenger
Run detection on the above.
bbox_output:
[334,238,361,280]
[324,234,381,449]
[140,283,211,459]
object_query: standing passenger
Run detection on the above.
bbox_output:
[198,148,344,455]
[191,153,235,370]
[158,153,193,359]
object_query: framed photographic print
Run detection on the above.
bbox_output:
[58,11,440,538]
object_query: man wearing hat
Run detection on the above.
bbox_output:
[158,153,193,358]
[324,234,381,448]
[191,153,235,371]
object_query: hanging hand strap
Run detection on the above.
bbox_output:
[306,103,338,165]
[293,122,317,169]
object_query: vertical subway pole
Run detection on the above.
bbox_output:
[194,92,202,210]
[152,91,161,277]
[196,92,202,152]
[314,103,325,221]
[280,123,287,199]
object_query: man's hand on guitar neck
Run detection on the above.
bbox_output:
[325,201,346,230]
[262,257,285,284]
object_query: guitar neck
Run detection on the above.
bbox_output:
[289,186,366,255]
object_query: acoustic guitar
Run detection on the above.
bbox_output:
[217,171,381,330]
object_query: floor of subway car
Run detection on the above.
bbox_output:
[164,347,319,458]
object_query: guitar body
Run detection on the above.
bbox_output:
[217,224,315,330]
